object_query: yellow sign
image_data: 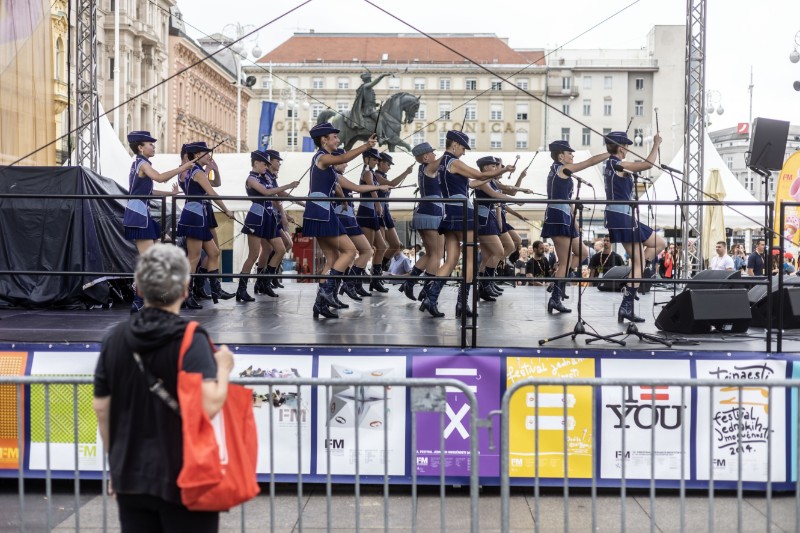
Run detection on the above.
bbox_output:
[0,352,28,470]
[774,152,800,247]
[506,357,595,478]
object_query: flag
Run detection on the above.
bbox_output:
[301,137,315,152]
[257,101,278,150]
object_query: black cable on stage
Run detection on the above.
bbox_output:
[2,0,315,169]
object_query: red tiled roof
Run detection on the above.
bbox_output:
[517,50,546,65]
[257,33,534,65]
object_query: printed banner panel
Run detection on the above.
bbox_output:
[507,356,595,478]
[695,360,787,482]
[0,352,28,470]
[600,359,691,480]
[28,352,103,472]
[315,356,407,476]
[233,354,314,475]
[774,151,800,248]
[412,355,501,477]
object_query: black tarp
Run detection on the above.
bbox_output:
[0,166,138,308]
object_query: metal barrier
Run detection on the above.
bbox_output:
[501,377,800,533]
[1,375,481,533]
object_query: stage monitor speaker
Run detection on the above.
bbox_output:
[747,117,790,171]
[655,289,751,334]
[748,276,800,328]
[684,269,742,291]
[595,265,653,294]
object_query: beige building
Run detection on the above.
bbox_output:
[51,1,70,163]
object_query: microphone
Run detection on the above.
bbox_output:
[563,168,594,188]
[613,164,654,183]
[661,164,684,175]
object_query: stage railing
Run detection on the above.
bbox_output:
[0,192,791,351]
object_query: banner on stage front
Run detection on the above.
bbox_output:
[0,352,28,470]
[412,355,501,477]
[233,354,313,475]
[315,356,406,476]
[695,360,787,482]
[600,359,691,480]
[507,356,595,478]
[774,152,800,247]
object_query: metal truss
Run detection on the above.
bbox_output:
[75,0,98,170]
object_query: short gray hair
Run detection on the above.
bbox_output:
[134,243,190,306]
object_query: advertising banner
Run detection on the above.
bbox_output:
[315,356,406,476]
[0,352,28,470]
[233,354,313,475]
[773,151,800,247]
[695,360,787,482]
[507,356,595,478]
[412,355,501,477]
[600,359,691,480]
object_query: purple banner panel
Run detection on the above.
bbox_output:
[412,355,501,477]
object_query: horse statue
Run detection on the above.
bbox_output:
[316,92,420,153]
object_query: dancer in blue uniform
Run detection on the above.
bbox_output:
[176,142,234,309]
[419,130,515,318]
[123,130,190,313]
[474,156,522,302]
[354,148,388,293]
[491,158,532,288]
[400,142,444,301]
[236,150,300,302]
[331,148,392,302]
[371,152,414,291]
[602,131,665,323]
[541,140,610,314]
[303,123,378,318]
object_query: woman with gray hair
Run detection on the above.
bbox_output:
[93,243,233,531]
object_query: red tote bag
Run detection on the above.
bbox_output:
[175,321,260,511]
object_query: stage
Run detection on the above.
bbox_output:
[0,279,795,352]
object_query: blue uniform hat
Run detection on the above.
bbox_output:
[251,150,270,164]
[332,148,346,156]
[445,130,470,150]
[363,148,380,159]
[411,142,434,157]
[605,131,633,146]
[476,156,499,169]
[548,140,575,153]
[378,152,394,165]
[309,122,340,138]
[264,149,283,161]
[183,141,210,154]
[127,130,156,143]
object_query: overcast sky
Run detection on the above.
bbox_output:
[177,0,800,132]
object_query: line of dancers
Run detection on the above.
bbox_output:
[123,124,667,325]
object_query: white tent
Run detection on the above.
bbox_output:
[643,133,765,230]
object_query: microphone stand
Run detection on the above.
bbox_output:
[538,179,625,347]
[653,166,681,306]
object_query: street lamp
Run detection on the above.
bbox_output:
[791,31,800,90]
[705,90,724,127]
[277,86,309,152]
[222,23,261,152]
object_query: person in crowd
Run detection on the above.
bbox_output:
[93,243,233,532]
[747,239,766,276]
[526,240,553,286]
[588,237,626,279]
[709,240,734,271]
[732,243,747,272]
[657,242,678,280]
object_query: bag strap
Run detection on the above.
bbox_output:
[178,320,200,371]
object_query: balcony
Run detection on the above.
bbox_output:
[546,86,579,98]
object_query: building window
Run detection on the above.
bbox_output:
[634,100,644,116]
[287,107,297,119]
[583,75,592,89]
[562,104,570,116]
[439,78,451,90]
[725,155,734,169]
[465,78,477,91]
[582,128,591,146]
[311,104,324,120]
[604,76,613,89]
[602,128,611,146]
[583,99,591,116]
[562,77,571,90]
[312,77,324,89]
[490,132,502,149]
[262,77,271,89]
[491,79,502,91]
[515,129,528,149]
[107,57,113,81]
[414,104,426,120]
[745,173,754,191]
[635,78,644,90]
[337,77,349,89]
[634,128,643,146]
[561,128,570,143]
[414,77,426,90]
[438,103,451,120]
[517,78,529,90]
[438,132,446,149]
[515,103,528,121]
[465,105,477,120]
[337,102,349,114]
[490,103,503,121]
[388,77,400,90]
[412,131,426,147]
[603,99,612,116]
[467,134,476,149]
[287,129,297,148]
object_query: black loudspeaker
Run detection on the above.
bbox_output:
[655,289,752,334]
[747,117,790,171]
[684,269,742,290]
[748,277,800,328]
[596,266,630,292]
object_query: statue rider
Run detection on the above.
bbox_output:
[351,72,392,140]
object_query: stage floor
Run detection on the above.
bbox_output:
[0,280,796,352]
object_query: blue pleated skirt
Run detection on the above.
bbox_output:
[303,216,346,237]
[125,218,161,241]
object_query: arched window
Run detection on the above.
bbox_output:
[55,38,63,80]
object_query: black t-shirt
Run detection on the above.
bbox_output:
[94,311,216,504]
[747,251,765,275]
[589,251,625,275]
[527,255,551,278]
